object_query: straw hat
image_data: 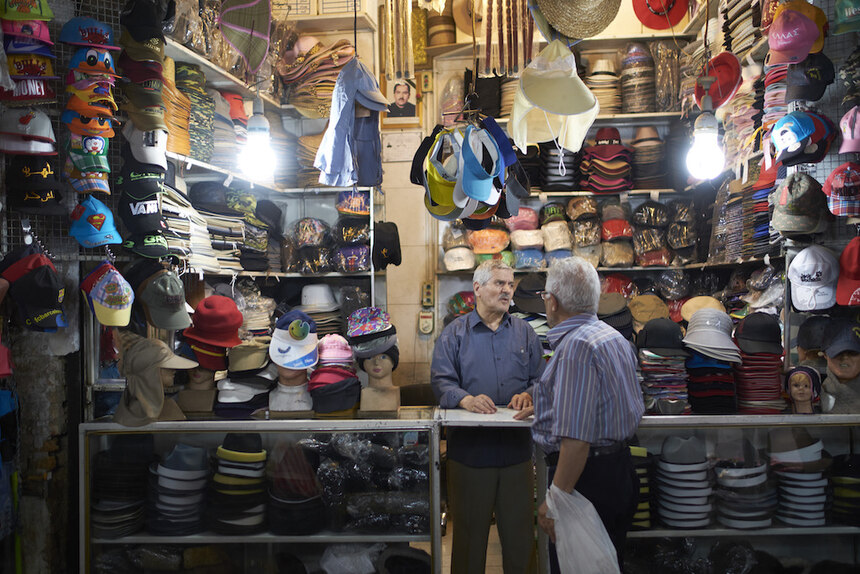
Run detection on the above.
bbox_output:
[535,0,622,39]
[452,0,483,36]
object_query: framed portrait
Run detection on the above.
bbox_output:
[380,77,422,128]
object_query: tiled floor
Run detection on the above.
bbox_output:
[414,522,505,574]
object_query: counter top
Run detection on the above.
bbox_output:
[435,408,534,427]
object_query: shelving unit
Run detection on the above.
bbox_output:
[628,526,860,539]
[292,12,377,33]
[495,111,682,127]
[93,532,428,544]
[206,270,384,279]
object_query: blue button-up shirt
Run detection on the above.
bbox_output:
[432,310,544,467]
[532,314,644,454]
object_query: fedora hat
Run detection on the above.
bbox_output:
[535,0,621,39]
[660,436,707,465]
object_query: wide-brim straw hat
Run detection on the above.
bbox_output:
[535,0,622,39]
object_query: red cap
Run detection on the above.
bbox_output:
[187,339,227,371]
[837,237,860,306]
[602,219,633,241]
[601,273,635,297]
[183,295,243,348]
[632,0,688,30]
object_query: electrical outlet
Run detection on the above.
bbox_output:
[418,310,434,334]
[421,282,434,308]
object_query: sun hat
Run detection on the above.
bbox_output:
[269,310,319,369]
[80,262,134,327]
[2,19,53,44]
[452,126,502,206]
[787,245,839,311]
[633,0,688,29]
[680,296,726,322]
[511,40,600,154]
[59,17,119,50]
[183,296,244,348]
[837,237,860,306]
[535,0,621,38]
[138,270,191,330]
[69,196,122,248]
[683,308,739,351]
[695,52,742,110]
[297,284,339,313]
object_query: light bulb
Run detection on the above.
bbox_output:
[238,97,276,180]
[686,112,725,180]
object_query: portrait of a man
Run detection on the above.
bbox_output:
[388,82,416,118]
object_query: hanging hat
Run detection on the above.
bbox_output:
[534,0,621,39]
[183,295,244,348]
[0,245,67,331]
[0,0,53,21]
[59,17,119,50]
[69,196,122,248]
[695,52,742,111]
[633,0,688,30]
[68,46,120,77]
[80,262,134,327]
[269,310,319,369]
[1,19,53,44]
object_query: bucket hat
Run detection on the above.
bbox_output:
[69,196,122,248]
[269,310,319,369]
[296,284,339,312]
[683,308,738,351]
[511,40,599,154]
[183,295,243,348]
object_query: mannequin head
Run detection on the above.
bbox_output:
[359,346,399,374]
[826,351,860,381]
[160,368,176,389]
[187,367,215,391]
[788,371,813,403]
[277,364,308,386]
[784,366,821,414]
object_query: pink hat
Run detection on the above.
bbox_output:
[766,10,820,66]
[318,334,354,366]
[840,106,860,154]
[504,207,539,232]
[1,20,53,45]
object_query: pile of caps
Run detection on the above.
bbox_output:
[0,12,57,105]
[579,128,634,193]
[1,112,64,213]
[415,119,530,227]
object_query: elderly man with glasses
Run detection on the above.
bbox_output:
[516,257,644,572]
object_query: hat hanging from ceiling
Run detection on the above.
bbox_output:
[535,0,621,39]
[695,52,742,111]
[633,0,688,30]
[452,0,483,36]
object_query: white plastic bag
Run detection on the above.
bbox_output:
[545,484,621,574]
[320,543,386,574]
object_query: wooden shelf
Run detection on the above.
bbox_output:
[529,189,679,197]
[495,111,682,128]
[292,12,377,33]
[682,1,719,35]
[203,270,383,279]
[163,39,281,111]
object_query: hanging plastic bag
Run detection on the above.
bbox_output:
[545,484,621,574]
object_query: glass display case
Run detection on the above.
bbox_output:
[79,414,440,573]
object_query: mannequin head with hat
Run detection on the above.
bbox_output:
[825,319,860,382]
[785,366,821,414]
[359,346,400,411]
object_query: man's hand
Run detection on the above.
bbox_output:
[537,500,555,543]
[459,394,497,414]
[513,406,534,420]
[507,392,533,411]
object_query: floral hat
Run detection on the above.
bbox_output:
[346,306,396,344]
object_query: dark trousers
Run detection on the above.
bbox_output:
[546,448,638,574]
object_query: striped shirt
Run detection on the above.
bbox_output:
[532,314,644,453]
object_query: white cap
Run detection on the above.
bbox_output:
[122,122,168,170]
[787,245,839,311]
[0,108,55,142]
[444,246,475,271]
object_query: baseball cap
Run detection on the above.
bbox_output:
[539,202,567,226]
[66,133,110,173]
[123,80,164,109]
[68,46,120,77]
[2,19,53,44]
[735,312,783,355]
[766,8,821,66]
[788,245,839,311]
[835,0,860,34]
[637,317,689,357]
[118,191,166,234]
[796,315,832,351]
[6,53,56,80]
[3,36,55,58]
[839,106,860,154]
[0,107,55,142]
[772,111,816,156]
[118,51,163,83]
[0,77,57,106]
[837,237,860,306]
[123,100,168,132]
[80,262,134,326]
[59,17,119,50]
[0,0,53,20]
[118,24,165,59]
[824,162,860,217]
[566,197,598,221]
[0,246,66,330]
[769,173,828,234]
[139,270,191,330]
[184,295,244,348]
[825,318,860,356]
[269,310,319,369]
[64,160,112,195]
[69,196,122,248]
[5,156,64,215]
[60,110,115,138]
[122,123,168,170]
[786,53,835,102]
[122,232,169,258]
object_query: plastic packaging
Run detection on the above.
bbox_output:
[294,217,331,249]
[317,458,348,507]
[346,492,430,517]
[657,270,691,301]
[320,543,386,574]
[127,546,183,571]
[388,466,429,490]
[340,286,370,321]
[572,219,601,247]
[334,217,371,245]
[296,247,333,274]
[398,444,429,467]
[335,245,370,273]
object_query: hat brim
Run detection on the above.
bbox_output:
[269,334,319,369]
[159,353,199,369]
[632,0,688,29]
[92,300,132,327]
[836,276,860,306]
[736,338,783,355]
[643,346,690,357]
[144,303,191,331]
[184,329,242,349]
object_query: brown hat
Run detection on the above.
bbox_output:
[598,293,627,316]
[566,197,598,221]
[114,332,172,426]
[628,294,669,323]
[680,296,726,322]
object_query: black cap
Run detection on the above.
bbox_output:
[255,199,283,237]
[122,232,169,258]
[117,162,166,200]
[735,312,783,355]
[796,315,832,351]
[122,257,164,293]
[372,221,402,270]
[539,202,567,226]
[6,156,60,191]
[120,0,174,42]
[636,317,689,357]
[119,190,166,234]
[513,273,545,314]
[786,52,836,103]
[189,182,242,216]
[825,319,860,357]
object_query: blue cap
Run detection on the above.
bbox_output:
[68,46,119,76]
[771,111,816,153]
[69,195,122,248]
[59,17,119,50]
[685,350,732,369]
[457,125,503,204]
[825,319,860,357]
[269,309,319,369]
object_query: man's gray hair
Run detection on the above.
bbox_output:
[473,259,513,286]
[546,257,600,314]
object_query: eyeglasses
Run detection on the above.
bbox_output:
[538,290,553,301]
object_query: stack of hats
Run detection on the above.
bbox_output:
[597,293,633,341]
[762,61,789,129]
[5,154,65,215]
[539,141,579,190]
[215,339,276,419]
[222,92,248,147]
[655,436,714,528]
[443,220,477,272]
[733,312,785,414]
[621,43,655,114]
[90,435,153,539]
[207,89,239,171]
[585,58,621,114]
[500,78,517,117]
[160,56,191,156]
[146,443,209,535]
[632,200,671,267]
[59,17,120,196]
[600,199,634,268]
[636,318,690,415]
[580,128,633,193]
[175,63,214,162]
[516,144,542,188]
[713,438,776,529]
[161,179,223,273]
[0,15,57,105]
[630,446,654,530]
[268,441,327,535]
[768,428,831,527]
[297,285,344,336]
[722,61,761,166]
[682,308,741,363]
[839,47,860,108]
[685,349,737,414]
[182,295,244,372]
[0,107,56,155]
[512,274,550,347]
[278,38,356,119]
[427,3,456,45]
[721,0,759,58]
[830,454,860,526]
[631,127,666,189]
[741,158,777,259]
[506,209,542,270]
[567,198,601,267]
[269,111,296,188]
[539,203,572,263]
[296,132,324,188]
[208,433,268,534]
[117,13,167,139]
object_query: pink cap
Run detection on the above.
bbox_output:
[840,106,860,154]
[318,334,354,365]
[1,20,53,45]
[504,207,539,232]
[767,10,820,65]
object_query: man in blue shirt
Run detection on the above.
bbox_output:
[432,260,544,574]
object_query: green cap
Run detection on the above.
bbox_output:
[769,173,827,234]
